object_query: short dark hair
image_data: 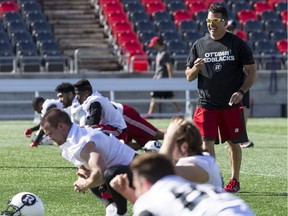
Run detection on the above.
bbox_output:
[41,109,72,128]
[32,97,45,110]
[131,153,175,184]
[74,79,93,93]
[208,4,228,20]
[55,82,75,94]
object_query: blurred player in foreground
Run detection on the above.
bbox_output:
[110,153,255,216]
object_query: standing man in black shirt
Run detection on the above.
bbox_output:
[185,4,257,193]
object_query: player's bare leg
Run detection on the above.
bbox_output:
[203,140,215,157]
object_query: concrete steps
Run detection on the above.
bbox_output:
[43,0,122,71]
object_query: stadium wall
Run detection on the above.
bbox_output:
[0,70,286,119]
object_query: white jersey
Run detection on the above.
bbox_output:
[41,99,63,117]
[133,175,254,216]
[176,152,223,188]
[82,91,126,129]
[111,101,123,114]
[59,123,135,169]
[69,97,86,126]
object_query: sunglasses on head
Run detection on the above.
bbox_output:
[206,18,226,24]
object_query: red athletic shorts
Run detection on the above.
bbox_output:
[93,124,129,143]
[122,104,158,147]
[193,105,248,144]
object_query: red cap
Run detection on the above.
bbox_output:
[148,36,161,48]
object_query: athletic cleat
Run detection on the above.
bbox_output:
[224,178,240,193]
[105,203,117,216]
[240,141,254,148]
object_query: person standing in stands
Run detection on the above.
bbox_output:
[145,36,181,118]
[227,20,254,148]
[185,4,257,192]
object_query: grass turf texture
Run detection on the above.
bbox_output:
[0,118,287,216]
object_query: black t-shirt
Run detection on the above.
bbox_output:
[187,32,255,109]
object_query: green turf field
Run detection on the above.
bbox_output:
[0,118,287,216]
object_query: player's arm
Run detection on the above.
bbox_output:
[175,165,208,183]
[229,64,257,106]
[85,102,102,125]
[159,118,185,162]
[240,63,257,93]
[74,142,106,192]
[110,173,137,204]
[166,62,174,78]
[185,58,205,82]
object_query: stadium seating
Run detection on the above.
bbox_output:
[276,39,288,54]
[264,19,285,34]
[0,1,18,17]
[2,11,21,25]
[133,20,156,34]
[178,19,199,34]
[254,39,277,55]
[154,19,177,34]
[182,30,203,48]
[258,10,279,22]
[231,2,251,15]
[270,30,287,43]
[138,30,158,44]
[237,9,257,25]
[6,19,28,36]
[0,40,14,72]
[248,30,269,45]
[204,0,225,7]
[128,10,150,22]
[172,9,193,28]
[144,1,166,15]
[151,10,172,23]
[165,1,187,15]
[243,19,263,33]
[273,1,287,13]
[186,1,207,14]
[253,1,273,15]
[161,30,182,43]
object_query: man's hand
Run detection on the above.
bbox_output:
[74,178,89,193]
[24,128,33,137]
[29,141,38,148]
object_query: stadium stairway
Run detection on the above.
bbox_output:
[42,0,123,72]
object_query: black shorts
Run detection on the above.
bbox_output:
[242,91,250,108]
[151,91,174,99]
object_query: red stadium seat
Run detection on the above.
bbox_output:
[187,1,207,13]
[116,30,138,46]
[111,20,133,37]
[235,30,247,41]
[128,50,149,72]
[141,0,162,4]
[0,1,18,17]
[280,10,287,26]
[183,0,202,6]
[120,40,143,54]
[145,2,166,15]
[172,9,193,28]
[204,0,225,7]
[253,2,273,15]
[268,0,286,8]
[276,39,288,54]
[101,1,123,20]
[106,10,128,27]
[237,9,257,25]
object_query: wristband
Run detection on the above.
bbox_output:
[238,89,245,96]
